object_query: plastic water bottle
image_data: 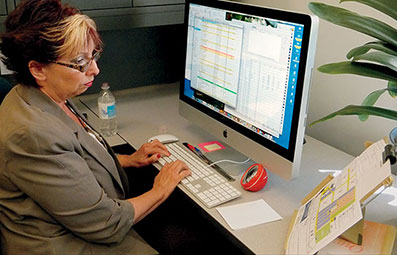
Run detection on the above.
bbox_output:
[98,82,117,136]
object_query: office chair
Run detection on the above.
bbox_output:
[0,77,13,104]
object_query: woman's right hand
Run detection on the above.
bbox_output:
[153,160,191,199]
[128,160,191,223]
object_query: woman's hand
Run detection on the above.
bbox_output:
[128,160,191,223]
[152,160,191,198]
[117,140,170,168]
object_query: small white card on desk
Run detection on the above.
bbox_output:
[216,199,282,230]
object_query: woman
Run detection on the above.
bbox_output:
[0,0,191,254]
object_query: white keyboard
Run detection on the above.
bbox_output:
[156,143,241,208]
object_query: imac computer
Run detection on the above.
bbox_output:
[179,0,319,180]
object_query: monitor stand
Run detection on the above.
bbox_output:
[201,141,255,177]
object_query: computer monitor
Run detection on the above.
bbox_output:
[179,0,319,180]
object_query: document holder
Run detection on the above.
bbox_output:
[341,175,393,245]
[342,143,395,245]
[285,139,395,253]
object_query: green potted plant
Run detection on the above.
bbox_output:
[308,0,397,130]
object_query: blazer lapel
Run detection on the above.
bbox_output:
[18,85,127,196]
[74,127,126,194]
[67,100,129,196]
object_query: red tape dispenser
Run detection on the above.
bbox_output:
[240,163,268,192]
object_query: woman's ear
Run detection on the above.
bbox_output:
[28,60,47,82]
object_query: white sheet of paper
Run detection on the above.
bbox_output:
[216,199,282,230]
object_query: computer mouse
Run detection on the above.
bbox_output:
[148,134,179,144]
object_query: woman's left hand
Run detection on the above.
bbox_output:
[117,140,170,168]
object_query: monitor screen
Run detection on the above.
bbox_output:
[180,0,318,179]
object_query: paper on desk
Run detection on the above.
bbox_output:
[216,199,282,230]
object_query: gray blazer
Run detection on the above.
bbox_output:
[0,85,156,254]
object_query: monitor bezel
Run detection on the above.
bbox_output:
[180,0,314,162]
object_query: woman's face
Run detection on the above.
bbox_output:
[41,40,100,102]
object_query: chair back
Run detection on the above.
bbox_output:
[0,77,13,104]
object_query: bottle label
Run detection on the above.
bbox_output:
[98,103,116,119]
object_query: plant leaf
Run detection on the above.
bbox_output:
[362,88,386,106]
[310,105,397,126]
[353,51,397,72]
[317,61,397,81]
[339,0,397,20]
[308,2,397,47]
[389,81,397,97]
[359,87,397,120]
[347,41,397,59]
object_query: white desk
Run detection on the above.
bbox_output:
[74,82,396,254]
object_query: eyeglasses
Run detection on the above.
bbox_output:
[51,50,102,73]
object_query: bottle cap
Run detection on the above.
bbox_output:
[101,82,109,89]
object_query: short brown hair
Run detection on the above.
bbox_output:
[0,0,102,87]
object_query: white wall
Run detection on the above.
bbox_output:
[233,0,396,156]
